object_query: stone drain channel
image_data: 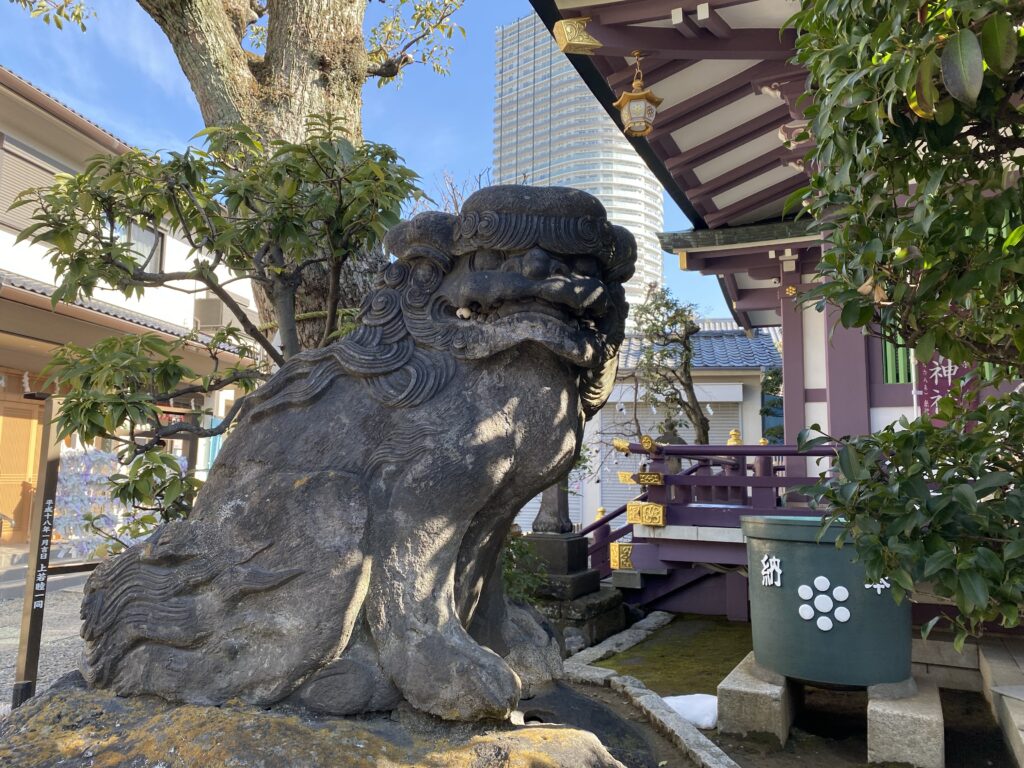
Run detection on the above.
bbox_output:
[563,611,740,768]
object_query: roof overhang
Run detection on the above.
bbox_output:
[529,0,810,233]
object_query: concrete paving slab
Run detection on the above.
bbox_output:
[716,651,794,747]
[867,678,944,768]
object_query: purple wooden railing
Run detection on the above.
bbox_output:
[586,442,838,579]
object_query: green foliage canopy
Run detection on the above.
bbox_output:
[792,0,1024,643]
[16,117,419,550]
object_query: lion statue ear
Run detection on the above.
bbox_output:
[580,225,636,420]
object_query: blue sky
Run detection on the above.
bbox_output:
[0,0,726,315]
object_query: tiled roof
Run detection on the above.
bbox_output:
[619,324,781,371]
[0,268,198,339]
[0,65,131,153]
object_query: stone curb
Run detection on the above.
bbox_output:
[564,613,740,768]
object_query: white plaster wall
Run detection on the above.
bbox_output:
[870,406,912,433]
[804,400,829,477]
[1,228,254,331]
[802,304,827,389]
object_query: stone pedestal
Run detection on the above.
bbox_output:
[524,532,602,601]
[717,652,797,747]
[534,586,626,648]
[867,678,945,768]
[0,674,627,768]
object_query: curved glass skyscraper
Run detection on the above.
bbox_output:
[493,14,664,312]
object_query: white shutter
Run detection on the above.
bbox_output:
[0,145,57,234]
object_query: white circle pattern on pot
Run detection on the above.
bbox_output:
[798,575,851,632]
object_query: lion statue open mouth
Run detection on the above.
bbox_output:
[79,185,636,722]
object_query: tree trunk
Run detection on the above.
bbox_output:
[139,0,383,351]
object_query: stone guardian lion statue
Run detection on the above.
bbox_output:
[79,185,637,722]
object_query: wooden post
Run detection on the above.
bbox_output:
[12,395,62,709]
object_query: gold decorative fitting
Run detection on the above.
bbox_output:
[610,542,634,570]
[727,428,742,446]
[626,501,666,527]
[552,17,602,55]
[637,472,664,486]
[759,437,769,446]
[595,506,606,520]
[612,51,663,137]
[618,471,638,485]
[611,437,631,454]
[785,285,798,297]
[639,435,655,452]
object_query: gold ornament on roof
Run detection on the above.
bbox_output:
[611,437,631,454]
[552,17,602,55]
[612,52,663,138]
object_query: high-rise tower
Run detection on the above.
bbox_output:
[494,14,664,310]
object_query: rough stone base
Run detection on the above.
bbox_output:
[867,678,944,768]
[0,674,626,768]
[716,651,795,747]
[980,637,1024,768]
[534,586,626,648]
[535,568,602,600]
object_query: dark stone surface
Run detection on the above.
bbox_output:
[0,673,627,768]
[524,533,590,574]
[536,587,627,647]
[77,186,637,723]
[534,483,574,533]
[535,569,602,601]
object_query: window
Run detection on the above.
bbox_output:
[116,223,164,271]
[882,339,912,384]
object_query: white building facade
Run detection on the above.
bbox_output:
[493,14,665,309]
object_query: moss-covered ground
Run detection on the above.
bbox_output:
[593,614,752,696]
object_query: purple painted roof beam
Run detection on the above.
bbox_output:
[649,61,802,141]
[689,147,806,202]
[577,0,758,27]
[672,104,792,167]
[559,21,797,60]
[694,2,732,38]
[705,175,807,228]
[734,287,781,312]
[671,7,703,38]
[608,58,695,91]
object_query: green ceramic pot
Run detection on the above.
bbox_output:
[741,515,912,687]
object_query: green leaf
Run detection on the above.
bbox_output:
[941,29,984,108]
[1004,538,1024,561]
[923,549,955,578]
[920,615,941,640]
[959,570,989,612]
[1003,224,1024,253]
[953,483,978,511]
[915,331,936,362]
[981,13,1017,77]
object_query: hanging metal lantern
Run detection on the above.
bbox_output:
[613,51,663,137]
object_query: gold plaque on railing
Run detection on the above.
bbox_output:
[617,471,638,485]
[626,501,666,527]
[637,472,664,485]
[640,435,655,452]
[609,542,634,570]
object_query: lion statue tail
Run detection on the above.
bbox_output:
[80,519,302,701]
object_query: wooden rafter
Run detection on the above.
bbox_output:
[705,175,807,228]
[648,61,802,141]
[555,19,797,60]
[580,0,758,26]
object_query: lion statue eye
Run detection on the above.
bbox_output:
[471,250,502,271]
[573,255,599,277]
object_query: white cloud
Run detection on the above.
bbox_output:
[91,0,194,105]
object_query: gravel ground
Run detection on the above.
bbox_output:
[0,589,84,717]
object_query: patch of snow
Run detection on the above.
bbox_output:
[662,693,718,729]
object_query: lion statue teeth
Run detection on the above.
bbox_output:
[79,185,637,722]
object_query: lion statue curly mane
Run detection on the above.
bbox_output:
[79,185,636,722]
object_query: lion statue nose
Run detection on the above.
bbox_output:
[522,247,573,279]
[522,247,552,279]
